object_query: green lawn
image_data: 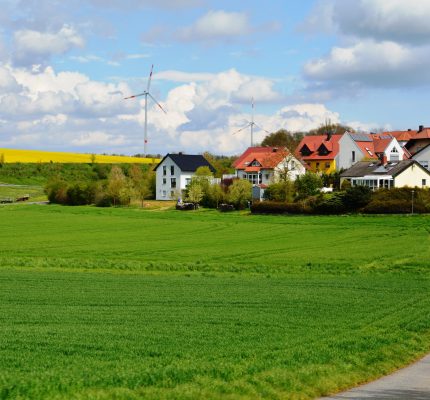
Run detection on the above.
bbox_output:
[0,185,46,202]
[0,206,429,399]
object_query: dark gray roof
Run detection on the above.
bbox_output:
[340,159,429,178]
[154,153,216,173]
[350,133,373,142]
[412,143,430,157]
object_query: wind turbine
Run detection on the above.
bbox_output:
[232,98,270,147]
[124,65,166,157]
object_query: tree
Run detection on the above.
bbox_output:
[0,153,4,166]
[107,165,132,206]
[261,129,303,150]
[203,152,236,178]
[228,179,252,209]
[295,172,323,199]
[306,122,354,137]
[186,180,203,209]
[264,181,295,202]
[130,165,151,207]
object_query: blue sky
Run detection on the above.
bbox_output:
[1,0,430,155]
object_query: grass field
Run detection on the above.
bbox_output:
[0,148,159,164]
[0,184,47,202]
[0,206,429,399]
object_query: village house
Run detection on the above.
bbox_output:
[233,146,305,201]
[340,160,430,190]
[337,132,406,170]
[154,153,216,200]
[294,133,342,173]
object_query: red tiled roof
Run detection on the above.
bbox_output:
[373,137,393,153]
[354,141,378,159]
[234,147,291,171]
[294,135,342,161]
[385,130,418,141]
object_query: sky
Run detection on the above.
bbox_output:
[1,0,430,156]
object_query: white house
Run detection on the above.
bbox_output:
[340,160,430,190]
[338,132,405,170]
[233,146,305,186]
[412,144,430,170]
[154,153,216,200]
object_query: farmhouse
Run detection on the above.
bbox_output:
[340,160,430,189]
[338,132,406,170]
[154,153,216,200]
[294,133,342,173]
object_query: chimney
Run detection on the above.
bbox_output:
[408,128,411,131]
[272,147,278,153]
[419,125,424,132]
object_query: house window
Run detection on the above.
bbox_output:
[171,178,176,188]
[246,174,261,185]
[419,161,429,170]
[170,191,175,197]
[423,179,427,186]
[185,178,191,186]
[291,161,296,170]
[391,147,398,153]
[265,174,270,180]
[352,151,356,162]
[325,162,330,168]
[162,190,166,197]
[163,166,167,176]
[162,178,167,185]
[316,162,320,170]
[170,165,174,175]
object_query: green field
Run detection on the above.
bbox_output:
[0,185,47,202]
[0,206,429,399]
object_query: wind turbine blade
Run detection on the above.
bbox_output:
[148,93,167,114]
[147,64,154,93]
[254,123,271,134]
[232,123,251,135]
[124,93,146,100]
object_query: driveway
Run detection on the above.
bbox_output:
[320,353,430,399]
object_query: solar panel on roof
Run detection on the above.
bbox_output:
[350,133,372,142]
[378,135,392,139]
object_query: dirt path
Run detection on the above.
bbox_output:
[320,353,430,399]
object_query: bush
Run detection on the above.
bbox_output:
[218,203,235,212]
[362,199,427,214]
[228,180,252,209]
[264,181,295,202]
[295,172,323,199]
[343,186,372,211]
[251,201,309,214]
[314,193,347,214]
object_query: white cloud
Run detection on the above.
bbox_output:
[178,10,251,42]
[304,40,430,88]
[72,131,126,146]
[305,0,430,45]
[13,25,84,65]
[155,70,216,83]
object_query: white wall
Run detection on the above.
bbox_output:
[385,138,404,162]
[155,157,183,200]
[394,163,430,188]
[338,133,363,170]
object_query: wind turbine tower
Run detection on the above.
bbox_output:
[124,65,166,157]
[233,98,269,147]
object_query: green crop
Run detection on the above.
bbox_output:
[0,206,429,399]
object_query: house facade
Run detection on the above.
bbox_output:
[340,160,430,190]
[338,132,405,170]
[233,147,305,186]
[154,153,216,200]
[294,134,342,173]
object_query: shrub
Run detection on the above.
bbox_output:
[251,201,309,214]
[295,172,323,199]
[343,186,372,211]
[228,180,252,209]
[264,181,295,202]
[314,193,347,214]
[362,199,427,214]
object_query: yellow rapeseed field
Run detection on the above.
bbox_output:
[0,148,160,164]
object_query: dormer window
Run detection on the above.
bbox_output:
[391,147,398,153]
[300,145,312,156]
[250,160,261,167]
[317,144,330,156]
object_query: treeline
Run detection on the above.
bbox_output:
[252,173,430,215]
[45,165,155,207]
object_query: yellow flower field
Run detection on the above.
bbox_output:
[0,148,160,164]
